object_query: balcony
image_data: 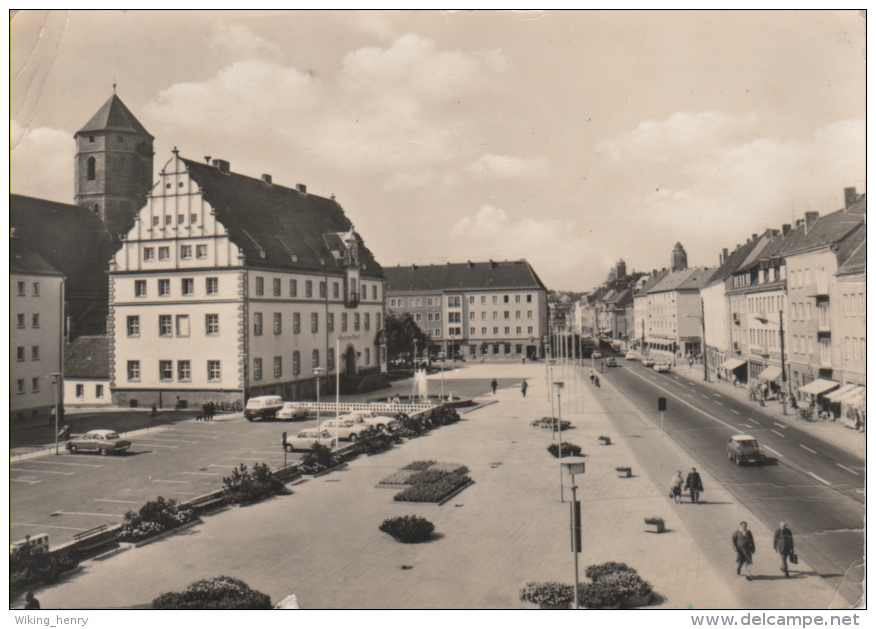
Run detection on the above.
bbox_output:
[808,279,829,298]
[731,312,741,325]
[344,293,359,308]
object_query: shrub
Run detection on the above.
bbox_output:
[519,581,574,607]
[10,545,79,593]
[353,427,395,455]
[402,460,436,471]
[152,576,272,609]
[222,463,285,505]
[119,496,195,542]
[395,413,429,438]
[394,472,471,503]
[531,417,572,431]
[431,407,461,426]
[579,562,652,608]
[585,561,634,582]
[379,515,435,543]
[547,442,582,458]
[298,443,344,474]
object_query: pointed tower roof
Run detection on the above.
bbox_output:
[76,94,153,138]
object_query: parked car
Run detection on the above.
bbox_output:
[591,351,603,359]
[625,351,638,360]
[605,357,618,367]
[244,395,284,421]
[66,430,131,456]
[726,435,766,465]
[318,419,370,441]
[653,362,671,373]
[342,410,399,432]
[276,403,309,421]
[641,357,656,367]
[285,429,338,452]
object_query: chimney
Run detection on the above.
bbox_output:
[804,211,819,233]
[204,156,211,164]
[844,187,857,209]
[296,183,307,194]
[796,219,804,227]
[261,174,272,184]
[722,248,728,263]
[782,223,791,237]
[213,159,230,173]
[412,264,418,271]
[467,260,474,268]
[752,233,758,241]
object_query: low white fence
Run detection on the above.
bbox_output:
[295,401,438,415]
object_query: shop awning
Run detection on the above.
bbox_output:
[824,383,857,402]
[837,386,865,406]
[720,358,747,371]
[758,366,783,382]
[797,378,840,397]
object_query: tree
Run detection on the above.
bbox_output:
[384,312,431,363]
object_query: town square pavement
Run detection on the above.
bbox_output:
[30,362,847,610]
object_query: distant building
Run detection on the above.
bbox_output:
[671,242,688,272]
[384,260,548,360]
[832,225,866,429]
[644,266,711,362]
[64,335,112,407]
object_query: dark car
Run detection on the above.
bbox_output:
[726,435,766,465]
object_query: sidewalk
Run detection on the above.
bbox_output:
[673,363,864,459]
[29,362,848,610]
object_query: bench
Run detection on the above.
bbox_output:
[73,524,113,555]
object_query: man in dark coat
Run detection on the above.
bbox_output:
[521,380,528,397]
[773,521,794,577]
[732,521,756,579]
[491,379,498,395]
[685,467,704,503]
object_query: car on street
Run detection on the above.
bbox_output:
[605,357,618,367]
[625,351,638,360]
[276,403,309,421]
[653,362,671,373]
[66,430,131,456]
[342,410,399,432]
[318,419,370,441]
[641,357,656,367]
[244,395,284,421]
[591,351,603,359]
[285,429,338,452]
[726,435,766,465]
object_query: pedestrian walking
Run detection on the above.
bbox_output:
[521,380,528,398]
[207,401,215,421]
[594,375,601,388]
[773,521,795,578]
[669,470,684,504]
[685,467,704,503]
[151,402,158,419]
[24,592,40,610]
[201,402,208,422]
[590,371,595,385]
[732,521,756,580]
[48,406,56,426]
[491,379,498,395]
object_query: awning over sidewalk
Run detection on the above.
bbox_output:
[719,358,747,371]
[836,386,865,407]
[797,378,840,397]
[824,383,857,402]
[758,366,782,382]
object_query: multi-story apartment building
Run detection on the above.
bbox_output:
[109,152,386,408]
[832,229,866,429]
[387,293,445,342]
[644,267,711,363]
[384,260,548,360]
[11,237,65,424]
[631,270,667,353]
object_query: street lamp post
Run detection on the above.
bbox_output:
[313,367,325,428]
[753,311,787,416]
[336,335,359,444]
[561,457,586,610]
[51,373,63,455]
[554,381,565,501]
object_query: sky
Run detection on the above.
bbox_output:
[9,10,866,291]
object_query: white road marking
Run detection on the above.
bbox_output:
[52,511,123,518]
[135,443,179,448]
[808,472,831,486]
[764,445,784,458]
[12,522,86,531]
[770,429,786,438]
[151,479,190,484]
[10,468,74,475]
[800,444,817,455]
[715,401,723,406]
[740,423,752,429]
[684,394,693,398]
[774,422,786,429]
[133,437,199,443]
[701,394,710,399]
[748,418,760,425]
[731,409,741,415]
[18,460,103,468]
[713,393,722,397]
[836,463,859,476]
[11,478,41,484]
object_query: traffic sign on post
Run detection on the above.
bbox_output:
[658,397,667,412]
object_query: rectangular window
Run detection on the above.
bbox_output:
[306,280,313,297]
[527,311,533,319]
[152,216,160,227]
[207,360,221,381]
[191,213,197,224]
[176,315,190,337]
[32,377,40,393]
[504,311,510,319]
[311,312,319,333]
[505,327,510,334]
[376,313,381,330]
[17,346,24,361]
[274,313,282,334]
[481,296,486,304]
[361,284,367,301]
[253,313,263,335]
[373,285,378,300]
[255,277,264,296]
[17,281,26,296]
[144,247,155,261]
[206,314,219,335]
[128,360,140,381]
[17,379,24,394]
[504,295,509,303]
[328,312,335,333]
[516,311,521,319]
[96,384,104,398]
[493,312,498,320]
[274,278,281,296]
[196,244,207,259]
[159,315,172,336]
[135,280,147,297]
[253,358,262,381]
[182,278,194,295]
[206,277,218,294]
[448,296,461,307]
[158,279,170,296]
[470,327,476,335]
[293,312,301,334]
[516,327,522,334]
[165,215,172,226]
[17,314,25,328]
[342,313,348,332]
[127,315,140,336]
[333,282,339,299]
[290,279,298,297]
[293,351,300,375]
[158,246,170,260]
[319,281,327,298]
[354,313,360,331]
[364,313,370,331]
[493,327,498,335]
[327,349,335,371]
[180,245,192,260]
[527,295,533,303]
[492,296,498,304]
[178,360,191,381]
[482,327,487,335]
[312,349,320,369]
[274,356,282,378]
[159,360,173,381]
[365,348,370,365]
[32,314,40,328]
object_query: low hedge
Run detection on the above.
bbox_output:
[298,443,344,474]
[379,469,421,485]
[402,460,436,471]
[547,442,582,458]
[10,545,79,594]
[379,515,435,543]
[531,417,572,431]
[119,496,196,542]
[222,463,286,505]
[152,576,272,609]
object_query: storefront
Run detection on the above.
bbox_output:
[719,358,748,385]
[796,378,840,418]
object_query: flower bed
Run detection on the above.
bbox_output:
[579,562,653,609]
[10,545,79,595]
[379,515,435,543]
[119,497,196,543]
[531,417,572,431]
[547,442,582,458]
[427,462,468,474]
[394,470,472,503]
[519,581,574,609]
[379,469,421,485]
[402,460,436,471]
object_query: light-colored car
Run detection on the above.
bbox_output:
[641,357,656,367]
[276,403,309,421]
[605,357,618,368]
[625,351,638,360]
[244,395,284,421]
[653,362,671,373]
[318,419,370,441]
[726,435,766,465]
[66,430,131,456]
[285,429,338,452]
[342,410,399,432]
[591,351,603,359]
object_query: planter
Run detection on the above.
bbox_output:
[599,436,612,445]
[132,518,203,548]
[620,592,653,608]
[616,468,632,478]
[646,522,665,534]
[308,461,348,477]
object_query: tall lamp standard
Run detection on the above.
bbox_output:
[561,457,587,610]
[753,311,787,416]
[554,381,565,502]
[51,373,63,455]
[313,367,325,428]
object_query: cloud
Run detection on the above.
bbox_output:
[10,120,75,203]
[468,153,547,178]
[209,23,282,59]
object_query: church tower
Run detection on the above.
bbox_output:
[671,242,688,272]
[74,92,154,240]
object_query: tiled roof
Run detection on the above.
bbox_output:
[781,196,866,257]
[10,237,63,276]
[182,158,383,278]
[10,194,116,299]
[634,269,669,297]
[64,335,111,379]
[76,94,153,138]
[703,237,766,287]
[648,267,711,294]
[835,223,866,273]
[384,260,546,293]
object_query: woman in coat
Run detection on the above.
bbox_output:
[732,521,756,580]
[669,471,684,504]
